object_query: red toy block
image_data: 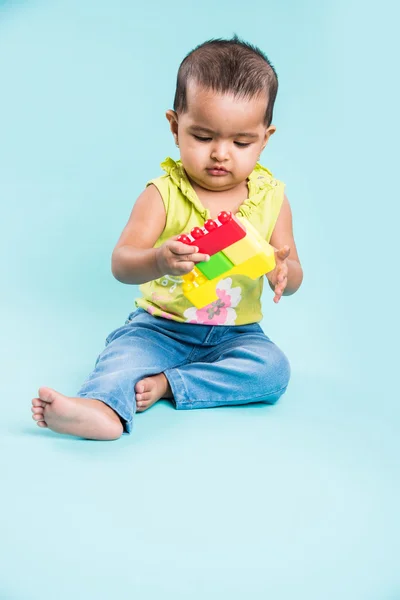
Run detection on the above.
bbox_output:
[177,211,246,256]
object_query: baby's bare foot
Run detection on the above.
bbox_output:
[135,373,173,413]
[31,387,123,440]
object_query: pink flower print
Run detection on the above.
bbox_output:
[183,278,242,325]
[146,304,172,320]
[151,292,171,307]
[160,311,173,320]
[150,293,173,319]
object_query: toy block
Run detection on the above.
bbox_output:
[196,251,234,279]
[182,251,276,308]
[177,211,246,256]
[237,249,275,278]
[222,233,262,265]
[181,267,208,288]
[236,215,275,257]
[179,213,276,308]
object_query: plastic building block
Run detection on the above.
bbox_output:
[177,211,246,256]
[182,251,275,308]
[181,267,207,287]
[179,213,276,309]
[196,251,234,279]
[236,215,274,256]
[222,232,262,265]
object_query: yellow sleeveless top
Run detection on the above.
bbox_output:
[134,157,285,326]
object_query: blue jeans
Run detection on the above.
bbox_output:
[76,308,291,434]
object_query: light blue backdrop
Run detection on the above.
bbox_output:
[1,0,398,599]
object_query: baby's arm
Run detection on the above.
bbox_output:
[111,185,208,285]
[268,194,303,301]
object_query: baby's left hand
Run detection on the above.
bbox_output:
[267,246,291,303]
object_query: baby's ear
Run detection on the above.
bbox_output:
[262,125,276,150]
[266,124,276,138]
[166,110,178,126]
[166,110,179,141]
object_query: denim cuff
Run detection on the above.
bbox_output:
[163,367,192,410]
[75,392,134,434]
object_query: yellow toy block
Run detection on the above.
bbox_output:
[181,267,207,288]
[182,250,276,308]
[236,215,275,256]
[222,232,262,265]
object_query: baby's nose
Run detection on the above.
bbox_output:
[210,144,229,162]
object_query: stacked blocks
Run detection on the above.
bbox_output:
[178,211,276,308]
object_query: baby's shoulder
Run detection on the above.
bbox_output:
[251,163,284,189]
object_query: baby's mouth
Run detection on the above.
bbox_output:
[206,166,230,176]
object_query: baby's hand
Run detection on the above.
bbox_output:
[266,245,291,303]
[156,236,210,276]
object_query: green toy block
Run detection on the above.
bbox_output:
[196,251,234,279]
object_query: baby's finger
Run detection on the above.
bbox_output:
[273,286,281,303]
[278,274,288,289]
[278,271,288,284]
[170,240,199,256]
[274,277,287,301]
[175,261,196,274]
[275,284,283,296]
[276,246,291,261]
[183,252,210,264]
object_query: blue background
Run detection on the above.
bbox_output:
[1,0,398,598]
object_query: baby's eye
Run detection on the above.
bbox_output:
[234,141,251,148]
[193,135,212,142]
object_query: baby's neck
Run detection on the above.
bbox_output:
[190,179,249,220]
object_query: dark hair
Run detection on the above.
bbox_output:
[173,35,278,127]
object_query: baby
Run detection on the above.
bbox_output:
[31,36,303,440]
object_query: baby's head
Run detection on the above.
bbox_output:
[166,36,278,192]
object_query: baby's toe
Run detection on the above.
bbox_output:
[32,398,45,408]
[136,398,150,409]
[136,378,155,393]
[134,381,145,394]
[32,413,45,421]
[32,407,43,415]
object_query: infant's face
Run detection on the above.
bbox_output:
[169,82,275,192]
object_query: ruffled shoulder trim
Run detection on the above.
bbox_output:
[160,157,208,218]
[237,162,284,219]
[160,157,284,220]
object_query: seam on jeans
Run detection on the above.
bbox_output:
[186,327,234,362]
[164,365,190,405]
[188,332,274,364]
[192,325,221,349]
[186,344,201,363]
[124,415,134,432]
[174,367,190,403]
[184,331,214,363]
[177,383,289,405]
[162,353,202,405]
[165,355,195,372]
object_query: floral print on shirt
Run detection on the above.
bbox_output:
[183,278,242,325]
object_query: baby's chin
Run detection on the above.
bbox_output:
[187,170,239,192]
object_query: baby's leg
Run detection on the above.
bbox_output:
[164,328,291,410]
[31,309,190,439]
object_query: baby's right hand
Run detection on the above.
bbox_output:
[155,236,210,276]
